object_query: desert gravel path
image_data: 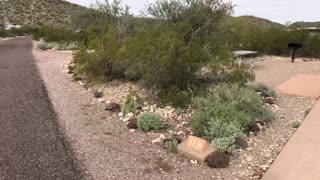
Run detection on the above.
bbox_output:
[0,37,86,179]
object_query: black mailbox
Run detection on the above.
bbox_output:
[288,43,303,63]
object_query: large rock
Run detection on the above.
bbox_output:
[105,102,121,112]
[177,136,215,162]
[127,118,138,129]
[264,97,276,105]
[206,151,230,168]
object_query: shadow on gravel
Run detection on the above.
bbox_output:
[0,37,90,179]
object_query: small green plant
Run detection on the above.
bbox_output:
[304,107,312,118]
[47,42,60,49]
[137,113,165,132]
[123,91,142,115]
[93,90,103,98]
[249,83,276,98]
[291,121,302,128]
[165,140,178,153]
[65,42,79,50]
[37,42,49,50]
[191,83,275,153]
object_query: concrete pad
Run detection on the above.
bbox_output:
[177,136,215,162]
[276,74,320,98]
[262,100,320,180]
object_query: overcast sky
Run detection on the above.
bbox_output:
[66,0,320,24]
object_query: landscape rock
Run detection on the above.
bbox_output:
[152,138,164,145]
[252,167,263,178]
[159,134,166,139]
[105,102,121,112]
[93,91,103,98]
[206,151,230,168]
[127,118,138,129]
[98,98,106,103]
[118,112,124,117]
[122,117,131,123]
[235,137,248,149]
[265,97,276,105]
[127,112,134,117]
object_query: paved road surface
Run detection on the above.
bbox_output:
[0,37,86,179]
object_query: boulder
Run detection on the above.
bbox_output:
[127,118,138,129]
[206,151,230,168]
[264,97,275,105]
[105,102,121,112]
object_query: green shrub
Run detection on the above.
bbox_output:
[249,83,276,98]
[65,42,79,50]
[123,91,143,115]
[191,83,275,153]
[165,140,178,153]
[137,113,165,131]
[47,42,61,49]
[37,42,49,50]
[158,86,192,108]
[291,121,302,128]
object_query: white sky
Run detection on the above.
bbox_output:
[66,0,320,24]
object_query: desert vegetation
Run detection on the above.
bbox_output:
[61,0,279,156]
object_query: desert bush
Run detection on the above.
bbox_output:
[0,29,11,37]
[37,42,49,50]
[47,42,61,49]
[123,91,143,115]
[137,113,165,131]
[191,83,275,153]
[291,121,302,128]
[93,89,103,98]
[72,0,235,107]
[249,82,276,98]
[33,26,79,42]
[165,139,178,153]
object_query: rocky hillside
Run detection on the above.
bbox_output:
[290,21,320,28]
[227,16,285,30]
[0,0,83,25]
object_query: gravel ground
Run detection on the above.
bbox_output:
[33,42,319,180]
[254,56,320,88]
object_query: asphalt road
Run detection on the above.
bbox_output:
[0,37,86,180]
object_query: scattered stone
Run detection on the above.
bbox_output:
[159,134,166,139]
[127,118,138,129]
[249,123,260,134]
[265,97,276,105]
[98,98,106,103]
[260,165,269,171]
[122,117,131,123]
[271,104,280,110]
[152,138,164,145]
[105,102,121,112]
[129,129,136,133]
[68,63,75,71]
[93,91,103,98]
[127,112,134,117]
[206,151,230,168]
[177,131,185,136]
[118,112,124,117]
[73,76,83,81]
[235,137,248,149]
[252,167,263,178]
[190,160,198,165]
